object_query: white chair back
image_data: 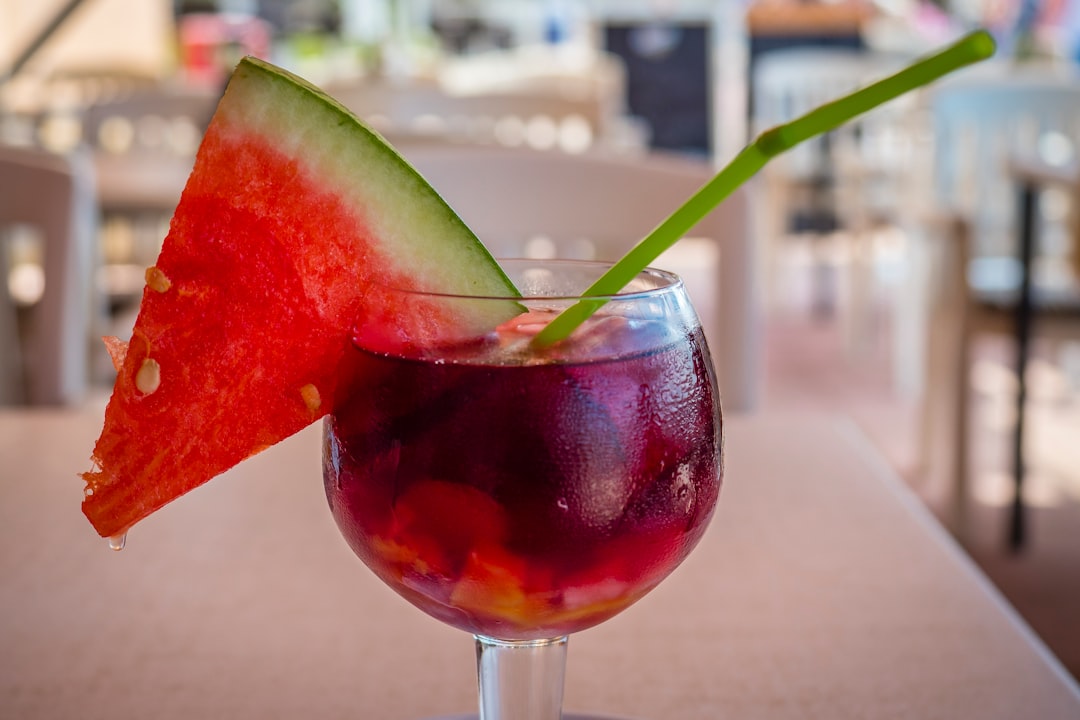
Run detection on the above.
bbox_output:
[0,144,100,405]
[928,66,1080,263]
[401,145,760,412]
[326,79,618,154]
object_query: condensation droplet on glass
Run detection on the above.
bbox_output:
[108,533,127,551]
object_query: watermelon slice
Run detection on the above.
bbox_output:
[81,57,520,539]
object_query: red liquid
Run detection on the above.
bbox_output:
[324,317,722,640]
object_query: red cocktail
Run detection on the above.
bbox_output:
[322,259,723,716]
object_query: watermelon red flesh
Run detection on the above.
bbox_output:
[81,57,520,538]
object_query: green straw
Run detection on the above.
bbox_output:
[533,29,997,347]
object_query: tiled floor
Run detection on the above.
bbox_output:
[762,231,1080,682]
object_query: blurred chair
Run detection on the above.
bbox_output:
[927,65,1080,261]
[401,145,760,413]
[78,83,218,310]
[80,83,216,212]
[751,46,914,348]
[325,76,638,155]
[0,143,100,405]
[916,67,1080,545]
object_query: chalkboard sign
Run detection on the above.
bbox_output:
[603,22,711,157]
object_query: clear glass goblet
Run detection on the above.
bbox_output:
[323,259,723,719]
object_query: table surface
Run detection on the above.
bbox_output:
[2,397,1078,720]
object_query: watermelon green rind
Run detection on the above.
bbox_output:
[81,56,522,539]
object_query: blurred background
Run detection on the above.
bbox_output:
[2,0,1079,682]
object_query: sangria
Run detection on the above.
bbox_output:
[323,259,723,717]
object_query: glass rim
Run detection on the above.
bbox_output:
[381,258,685,302]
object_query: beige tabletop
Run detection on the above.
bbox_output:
[2,397,1078,720]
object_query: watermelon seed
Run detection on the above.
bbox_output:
[135,359,161,395]
[300,383,321,412]
[144,266,172,293]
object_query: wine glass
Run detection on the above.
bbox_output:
[323,259,723,719]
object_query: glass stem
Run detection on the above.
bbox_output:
[475,635,568,720]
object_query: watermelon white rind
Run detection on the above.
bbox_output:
[80,56,521,539]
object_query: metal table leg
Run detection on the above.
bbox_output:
[1009,182,1037,551]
